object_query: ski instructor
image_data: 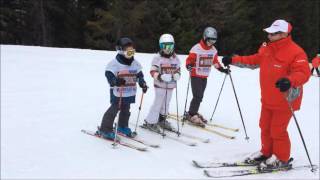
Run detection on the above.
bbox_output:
[222,19,311,168]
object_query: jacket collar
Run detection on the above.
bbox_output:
[268,35,292,49]
[116,54,134,66]
[199,39,212,50]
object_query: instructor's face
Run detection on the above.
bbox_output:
[267,32,288,42]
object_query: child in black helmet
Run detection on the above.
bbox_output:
[98,37,148,140]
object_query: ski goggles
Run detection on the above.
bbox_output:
[160,42,174,54]
[206,38,217,45]
[268,31,283,36]
[124,48,135,58]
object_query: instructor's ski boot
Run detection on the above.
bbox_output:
[258,154,293,171]
[244,151,269,165]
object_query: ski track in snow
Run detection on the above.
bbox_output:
[1,45,319,179]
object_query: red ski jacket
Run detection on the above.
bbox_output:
[231,36,310,110]
[186,40,222,78]
[311,56,320,68]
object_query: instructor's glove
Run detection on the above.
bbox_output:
[275,78,291,92]
[222,56,232,67]
[218,67,230,74]
[116,78,126,86]
[186,64,193,72]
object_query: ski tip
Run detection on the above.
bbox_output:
[139,148,148,152]
[203,170,210,177]
[203,139,210,143]
[192,160,201,168]
[151,145,160,148]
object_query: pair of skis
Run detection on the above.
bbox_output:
[81,129,159,152]
[192,159,318,178]
[139,125,201,146]
[167,113,237,139]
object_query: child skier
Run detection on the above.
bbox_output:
[143,34,181,132]
[98,37,148,140]
[185,27,229,126]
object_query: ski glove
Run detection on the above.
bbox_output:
[275,78,291,92]
[140,83,148,93]
[186,64,193,72]
[159,74,172,82]
[116,78,126,86]
[173,73,180,81]
[218,67,230,74]
[222,56,232,67]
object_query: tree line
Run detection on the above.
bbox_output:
[1,0,319,59]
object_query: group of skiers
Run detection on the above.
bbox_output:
[98,19,314,170]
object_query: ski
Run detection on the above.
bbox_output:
[168,113,239,132]
[116,132,160,148]
[192,160,255,168]
[203,164,316,178]
[167,116,235,139]
[139,125,197,146]
[164,128,210,143]
[81,129,148,152]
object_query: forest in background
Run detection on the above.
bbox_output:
[1,0,319,59]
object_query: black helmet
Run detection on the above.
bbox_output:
[116,37,133,51]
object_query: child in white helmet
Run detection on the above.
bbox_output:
[143,34,181,133]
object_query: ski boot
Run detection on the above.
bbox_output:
[195,113,208,124]
[142,120,162,133]
[158,114,174,131]
[244,151,269,165]
[96,130,120,141]
[258,154,293,171]
[186,113,206,128]
[117,126,136,138]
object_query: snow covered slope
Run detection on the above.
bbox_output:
[1,45,319,179]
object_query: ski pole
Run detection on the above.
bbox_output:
[228,66,249,140]
[283,93,316,172]
[210,73,228,122]
[112,86,123,147]
[132,92,144,136]
[175,82,180,136]
[182,74,191,126]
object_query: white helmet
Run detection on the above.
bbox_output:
[203,27,217,45]
[159,34,175,55]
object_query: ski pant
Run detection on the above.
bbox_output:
[188,77,207,116]
[259,106,292,162]
[311,67,320,76]
[100,103,131,133]
[145,87,173,124]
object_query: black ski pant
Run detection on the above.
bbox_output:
[100,103,131,133]
[188,76,207,116]
[311,67,320,76]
